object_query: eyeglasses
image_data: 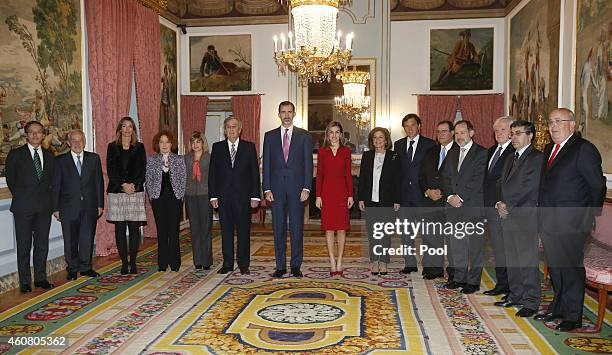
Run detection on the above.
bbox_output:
[547,119,572,126]
[510,131,528,137]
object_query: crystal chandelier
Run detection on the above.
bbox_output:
[273,0,354,85]
[334,67,371,126]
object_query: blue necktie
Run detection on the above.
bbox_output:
[438,147,446,170]
[488,145,502,173]
[76,155,82,176]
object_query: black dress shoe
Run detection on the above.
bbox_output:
[423,272,444,280]
[534,312,564,321]
[158,268,166,272]
[501,294,509,301]
[483,287,509,296]
[460,285,480,294]
[217,266,233,274]
[20,284,32,293]
[34,281,54,289]
[129,265,138,274]
[494,300,523,308]
[515,308,537,317]
[443,281,466,289]
[81,270,100,277]
[240,267,250,275]
[171,268,179,272]
[556,320,582,332]
[67,272,78,281]
[194,265,202,270]
[379,271,388,276]
[371,271,379,276]
[120,265,129,275]
[272,269,286,278]
[202,266,210,270]
[291,267,303,277]
[400,267,418,274]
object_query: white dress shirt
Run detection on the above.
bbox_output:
[516,143,531,158]
[371,151,385,202]
[71,150,83,172]
[211,138,260,202]
[548,134,572,160]
[280,125,294,145]
[27,143,44,170]
[488,140,511,170]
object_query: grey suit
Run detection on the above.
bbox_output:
[184,152,213,268]
[499,145,544,310]
[440,141,487,286]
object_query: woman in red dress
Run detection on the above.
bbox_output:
[316,121,354,276]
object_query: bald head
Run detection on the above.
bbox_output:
[548,108,576,144]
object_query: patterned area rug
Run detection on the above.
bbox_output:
[0,228,610,354]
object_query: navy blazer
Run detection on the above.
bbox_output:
[52,151,104,220]
[394,135,436,206]
[6,144,55,215]
[208,139,261,200]
[483,143,515,207]
[440,141,487,208]
[262,127,313,195]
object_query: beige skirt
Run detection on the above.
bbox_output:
[107,192,147,222]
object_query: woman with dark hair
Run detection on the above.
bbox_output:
[315,121,353,276]
[145,131,186,272]
[106,117,147,274]
[184,131,213,270]
[358,127,400,276]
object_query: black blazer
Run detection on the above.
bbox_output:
[106,142,146,193]
[208,139,261,200]
[357,149,400,207]
[394,135,436,206]
[483,143,515,207]
[440,141,487,208]
[499,145,543,209]
[5,144,55,214]
[419,142,459,208]
[539,134,605,232]
[52,151,104,220]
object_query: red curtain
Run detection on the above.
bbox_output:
[132,4,161,239]
[86,0,135,256]
[180,95,209,151]
[459,94,504,148]
[416,95,458,140]
[86,0,161,252]
[231,95,262,155]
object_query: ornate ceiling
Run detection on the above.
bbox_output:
[159,0,522,25]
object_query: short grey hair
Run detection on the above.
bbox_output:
[67,129,85,142]
[493,116,515,126]
[223,116,242,130]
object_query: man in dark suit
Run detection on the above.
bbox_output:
[209,116,261,275]
[394,114,436,274]
[6,121,55,292]
[483,116,515,296]
[534,108,605,331]
[263,101,313,278]
[494,120,544,317]
[440,120,487,294]
[419,120,458,280]
[52,130,104,280]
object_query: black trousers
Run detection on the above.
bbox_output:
[218,197,251,268]
[421,208,445,275]
[14,210,52,285]
[61,205,97,273]
[152,195,182,270]
[485,208,508,290]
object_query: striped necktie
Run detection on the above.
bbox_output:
[230,143,236,167]
[33,148,42,179]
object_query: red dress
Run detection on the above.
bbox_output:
[316,146,353,230]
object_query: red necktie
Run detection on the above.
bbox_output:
[547,144,561,168]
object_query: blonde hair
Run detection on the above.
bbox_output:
[190,131,209,153]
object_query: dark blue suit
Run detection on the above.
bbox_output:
[394,135,436,268]
[262,126,313,270]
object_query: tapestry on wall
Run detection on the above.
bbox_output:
[575,0,611,173]
[508,0,560,123]
[0,0,83,177]
[429,27,494,91]
[160,23,178,143]
[189,34,252,94]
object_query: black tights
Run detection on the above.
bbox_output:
[114,221,141,267]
